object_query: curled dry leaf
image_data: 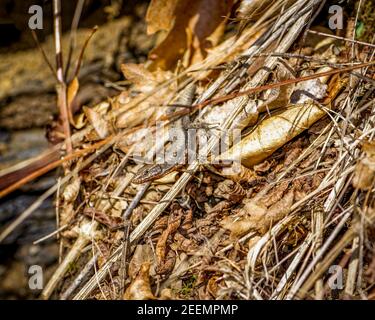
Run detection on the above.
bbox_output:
[123,262,156,300]
[82,207,123,231]
[148,0,234,70]
[213,180,246,203]
[121,63,156,92]
[217,102,328,168]
[155,208,182,274]
[352,142,375,190]
[180,208,193,231]
[221,201,266,238]
[206,275,220,299]
[253,188,295,234]
[83,106,110,140]
[216,71,331,167]
[62,177,81,202]
[222,187,295,237]
[129,244,155,279]
[214,163,261,184]
[259,181,290,207]
[157,250,177,275]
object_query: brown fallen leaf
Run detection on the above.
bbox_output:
[62,176,81,203]
[206,275,220,299]
[352,142,375,191]
[123,262,156,300]
[82,207,124,231]
[128,245,155,279]
[148,0,234,70]
[121,63,156,91]
[222,187,295,237]
[213,180,246,203]
[259,181,290,207]
[155,207,182,274]
[214,163,262,185]
[253,188,295,234]
[83,106,110,140]
[115,66,175,129]
[221,201,266,238]
[146,0,179,35]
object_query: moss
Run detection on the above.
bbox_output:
[178,274,197,298]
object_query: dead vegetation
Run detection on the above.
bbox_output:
[1,0,375,300]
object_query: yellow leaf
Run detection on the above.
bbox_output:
[146,0,179,35]
[67,77,79,108]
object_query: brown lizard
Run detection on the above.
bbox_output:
[133,84,196,184]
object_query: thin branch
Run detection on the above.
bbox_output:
[53,0,72,153]
[307,29,375,49]
[73,26,98,79]
[65,0,85,81]
[31,30,57,80]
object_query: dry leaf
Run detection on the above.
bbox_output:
[221,215,257,238]
[67,77,79,108]
[62,177,81,202]
[121,63,156,91]
[129,245,155,279]
[146,0,179,34]
[215,163,261,184]
[82,207,123,230]
[217,102,328,167]
[352,142,375,190]
[259,181,290,207]
[115,67,175,129]
[83,106,110,139]
[222,187,294,237]
[213,180,246,202]
[123,262,156,300]
[155,210,182,270]
[148,0,234,70]
[250,189,294,234]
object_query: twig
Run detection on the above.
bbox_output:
[60,254,97,300]
[53,0,72,153]
[41,220,97,299]
[307,29,375,49]
[119,182,152,297]
[65,0,85,81]
[30,30,57,79]
[72,26,98,80]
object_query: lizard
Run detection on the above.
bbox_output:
[133,83,196,184]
